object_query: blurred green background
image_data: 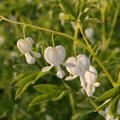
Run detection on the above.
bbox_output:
[0,0,120,120]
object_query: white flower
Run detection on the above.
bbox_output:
[106,114,115,120]
[85,28,94,39]
[59,12,65,26]
[0,37,5,44]
[65,54,90,80]
[17,37,41,64]
[71,22,76,30]
[65,54,99,96]
[81,65,100,96]
[42,45,66,78]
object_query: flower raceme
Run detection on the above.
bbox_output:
[17,37,41,64]
[42,45,67,79]
[17,40,99,96]
[65,54,100,96]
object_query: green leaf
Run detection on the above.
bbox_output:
[60,13,76,21]
[52,90,69,101]
[34,84,69,102]
[15,72,49,99]
[29,94,50,107]
[12,73,24,84]
[72,109,94,120]
[13,64,39,73]
[15,81,32,99]
[83,18,101,24]
[96,86,120,102]
[32,71,49,84]
[97,99,111,111]
[34,84,65,95]
[58,0,78,18]
[108,95,120,116]
[15,72,38,87]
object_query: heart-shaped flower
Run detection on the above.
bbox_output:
[17,37,41,64]
[42,45,66,78]
[65,54,90,80]
[81,65,100,96]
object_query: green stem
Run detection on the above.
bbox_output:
[73,23,79,57]
[0,15,114,86]
[61,80,76,115]
[73,12,81,57]
[87,97,98,109]
[23,25,26,39]
[52,33,55,47]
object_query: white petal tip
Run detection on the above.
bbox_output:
[56,70,65,79]
[94,82,100,87]
[65,76,77,81]
[25,53,36,64]
[42,66,52,72]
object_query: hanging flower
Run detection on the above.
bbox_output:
[17,37,41,64]
[59,12,65,26]
[81,65,100,96]
[85,27,94,39]
[65,54,90,80]
[65,54,99,96]
[42,45,66,78]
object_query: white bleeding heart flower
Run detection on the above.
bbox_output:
[85,28,94,39]
[65,54,90,80]
[81,65,100,96]
[42,45,66,78]
[17,37,41,64]
[59,12,65,26]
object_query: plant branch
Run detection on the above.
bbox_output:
[0,15,114,86]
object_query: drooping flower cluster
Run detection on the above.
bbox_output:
[17,37,100,96]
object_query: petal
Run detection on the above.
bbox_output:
[85,28,94,39]
[77,54,90,71]
[56,45,66,62]
[84,65,98,84]
[56,70,65,79]
[17,39,28,54]
[85,84,95,96]
[17,38,33,54]
[94,82,100,87]
[65,76,77,81]
[65,57,77,75]
[106,114,114,120]
[31,51,41,58]
[44,46,59,65]
[42,66,53,72]
[63,62,75,67]
[25,37,33,46]
[56,65,65,78]
[25,52,35,64]
[80,76,87,89]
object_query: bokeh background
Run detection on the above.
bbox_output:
[0,0,120,120]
